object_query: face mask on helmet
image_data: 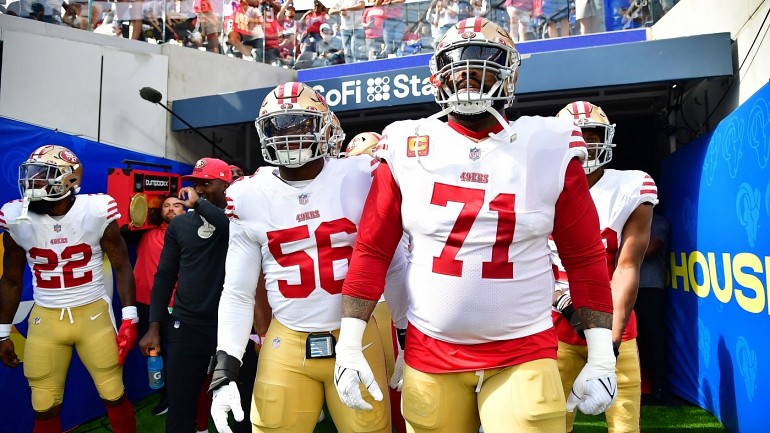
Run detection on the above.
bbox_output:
[257,112,331,167]
[18,146,82,202]
[326,113,346,158]
[429,18,520,116]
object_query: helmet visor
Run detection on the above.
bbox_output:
[435,45,507,70]
[261,114,319,139]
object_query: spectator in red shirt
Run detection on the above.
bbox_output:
[134,195,185,416]
[300,0,328,52]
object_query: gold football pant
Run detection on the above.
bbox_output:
[23,299,124,412]
[557,339,641,433]
[402,358,566,433]
[251,318,391,433]
[373,302,396,377]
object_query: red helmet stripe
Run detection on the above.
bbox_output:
[276,82,301,105]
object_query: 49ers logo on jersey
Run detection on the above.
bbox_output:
[406,136,429,157]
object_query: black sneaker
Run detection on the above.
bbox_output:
[152,403,168,416]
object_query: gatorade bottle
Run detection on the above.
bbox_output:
[148,349,164,389]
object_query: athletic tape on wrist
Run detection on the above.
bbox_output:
[122,306,139,323]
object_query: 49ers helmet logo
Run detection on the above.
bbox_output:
[58,150,79,164]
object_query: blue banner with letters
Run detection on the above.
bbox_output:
[0,117,190,433]
[658,82,770,433]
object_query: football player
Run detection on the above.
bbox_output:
[332,18,618,433]
[0,145,138,433]
[552,101,657,433]
[207,82,406,433]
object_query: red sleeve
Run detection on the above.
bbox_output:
[552,159,613,313]
[342,162,404,301]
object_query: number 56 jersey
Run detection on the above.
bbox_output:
[0,194,120,308]
[378,116,587,345]
[224,157,382,333]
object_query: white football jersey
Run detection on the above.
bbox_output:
[0,194,120,308]
[378,116,587,344]
[551,169,658,292]
[225,157,386,332]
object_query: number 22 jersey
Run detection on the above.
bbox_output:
[0,194,120,308]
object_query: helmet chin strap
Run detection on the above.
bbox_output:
[485,106,517,143]
[16,196,31,224]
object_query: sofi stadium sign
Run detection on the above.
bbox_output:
[309,67,435,111]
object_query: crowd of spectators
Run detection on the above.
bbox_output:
[1,0,679,68]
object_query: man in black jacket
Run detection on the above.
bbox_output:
[139,158,255,433]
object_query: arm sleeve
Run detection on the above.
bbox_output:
[342,162,404,301]
[551,158,613,313]
[217,221,262,361]
[149,223,181,323]
[195,198,229,230]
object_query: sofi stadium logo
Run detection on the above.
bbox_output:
[312,71,434,109]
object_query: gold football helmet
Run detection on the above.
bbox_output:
[429,18,521,115]
[255,82,334,167]
[326,111,347,158]
[18,145,83,201]
[345,132,381,158]
[557,101,616,174]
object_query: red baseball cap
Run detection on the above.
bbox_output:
[181,158,233,183]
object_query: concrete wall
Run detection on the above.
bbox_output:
[0,14,295,164]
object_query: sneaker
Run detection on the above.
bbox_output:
[152,403,168,416]
[317,410,325,424]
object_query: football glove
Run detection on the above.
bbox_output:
[208,351,244,433]
[116,306,139,365]
[389,327,406,391]
[334,318,383,410]
[566,328,618,415]
[389,350,404,391]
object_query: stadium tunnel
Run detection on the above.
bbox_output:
[170,29,735,179]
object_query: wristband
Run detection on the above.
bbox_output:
[0,324,12,338]
[613,342,620,358]
[553,292,574,321]
[121,306,139,324]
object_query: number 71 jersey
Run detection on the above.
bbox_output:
[225,157,377,332]
[0,194,120,308]
[378,116,587,344]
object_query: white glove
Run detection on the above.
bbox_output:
[334,317,383,410]
[211,381,244,433]
[389,350,405,391]
[566,328,618,415]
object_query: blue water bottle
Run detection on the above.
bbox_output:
[148,349,164,389]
